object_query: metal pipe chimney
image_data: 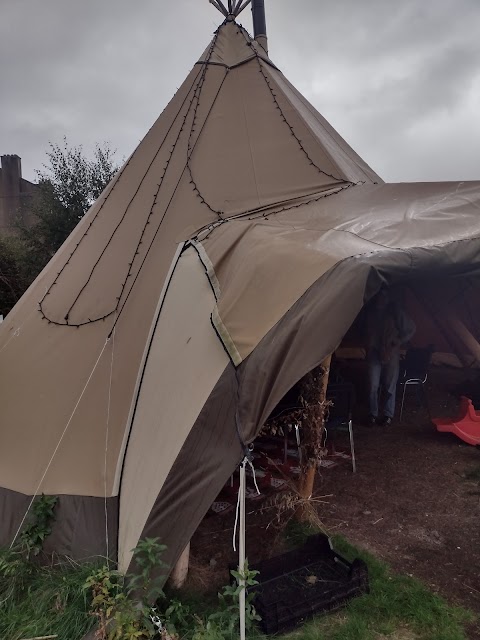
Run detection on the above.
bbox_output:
[252,0,268,54]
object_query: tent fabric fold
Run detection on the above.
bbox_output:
[0,18,479,577]
[202,181,480,362]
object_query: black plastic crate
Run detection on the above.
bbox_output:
[248,533,369,634]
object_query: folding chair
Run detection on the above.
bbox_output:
[399,346,433,421]
[325,382,356,472]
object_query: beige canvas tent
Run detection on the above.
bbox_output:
[1,5,480,577]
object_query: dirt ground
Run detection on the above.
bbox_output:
[190,365,480,637]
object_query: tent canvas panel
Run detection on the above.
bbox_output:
[266,66,382,185]
[0,319,117,497]
[0,488,118,560]
[197,20,271,69]
[189,50,349,216]
[202,181,480,363]
[136,362,243,576]
[233,237,480,444]
[118,247,229,571]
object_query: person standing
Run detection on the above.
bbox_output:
[366,288,416,426]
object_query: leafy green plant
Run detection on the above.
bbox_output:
[19,494,58,558]
[84,537,167,640]
[162,561,261,640]
[0,494,59,618]
[164,598,191,629]
[215,562,261,633]
[127,537,167,605]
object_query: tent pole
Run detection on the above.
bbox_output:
[251,0,268,53]
[412,287,480,368]
[238,459,247,640]
[442,310,480,367]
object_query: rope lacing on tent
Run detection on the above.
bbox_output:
[192,181,356,243]
[186,35,227,219]
[103,321,116,564]
[236,24,361,186]
[38,62,201,328]
[38,27,226,330]
[38,17,366,329]
[188,21,370,244]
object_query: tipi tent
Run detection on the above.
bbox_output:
[1,5,480,576]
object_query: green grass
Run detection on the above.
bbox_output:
[0,525,475,640]
[162,522,475,640]
[280,522,475,640]
[283,519,325,549]
[0,549,95,640]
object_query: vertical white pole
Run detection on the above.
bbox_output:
[239,460,246,640]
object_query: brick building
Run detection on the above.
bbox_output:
[0,155,38,233]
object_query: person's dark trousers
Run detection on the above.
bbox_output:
[367,349,400,419]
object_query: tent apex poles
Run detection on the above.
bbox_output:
[210,0,229,17]
[209,0,252,18]
[234,0,252,15]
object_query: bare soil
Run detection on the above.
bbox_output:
[190,366,480,637]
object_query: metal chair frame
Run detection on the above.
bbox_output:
[323,417,356,473]
[324,383,356,473]
[398,346,432,421]
[399,373,428,421]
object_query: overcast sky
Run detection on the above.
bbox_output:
[1,0,479,183]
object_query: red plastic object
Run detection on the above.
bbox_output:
[433,396,480,446]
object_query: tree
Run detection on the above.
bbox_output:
[18,138,119,283]
[0,235,27,318]
[0,139,119,317]
[297,356,332,520]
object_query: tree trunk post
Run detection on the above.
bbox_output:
[169,542,190,589]
[297,355,332,520]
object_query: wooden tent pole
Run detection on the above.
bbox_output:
[412,288,480,367]
[443,310,480,367]
[170,542,190,589]
[297,355,332,520]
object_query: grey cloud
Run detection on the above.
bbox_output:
[1,0,479,183]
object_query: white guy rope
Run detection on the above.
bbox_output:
[246,457,260,496]
[104,324,116,562]
[233,455,260,552]
[232,459,244,553]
